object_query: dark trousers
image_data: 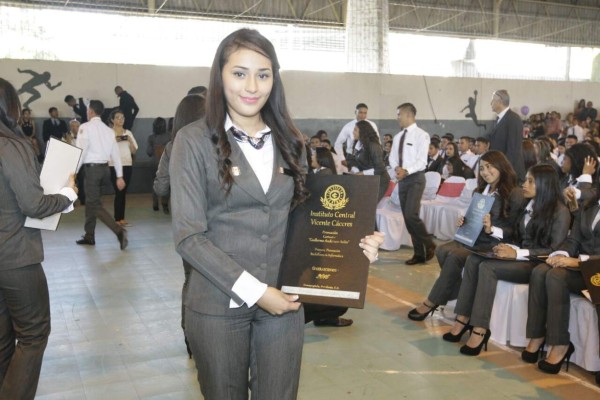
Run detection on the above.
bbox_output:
[0,264,50,400]
[76,170,85,205]
[527,264,587,345]
[110,165,132,221]
[397,171,433,258]
[181,260,192,331]
[427,241,471,305]
[303,304,348,324]
[455,254,536,329]
[83,165,124,239]
[186,306,304,400]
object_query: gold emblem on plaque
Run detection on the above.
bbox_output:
[591,273,600,287]
[321,184,349,210]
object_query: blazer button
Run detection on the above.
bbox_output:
[263,206,269,213]
[261,234,268,241]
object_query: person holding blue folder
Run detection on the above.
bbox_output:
[409,151,523,320]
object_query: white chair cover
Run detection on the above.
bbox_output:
[423,171,442,200]
[375,197,413,250]
[420,176,467,240]
[569,295,600,371]
[489,282,529,347]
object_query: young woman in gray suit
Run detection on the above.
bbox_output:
[408,151,524,321]
[169,29,383,400]
[444,164,570,356]
[0,78,77,399]
[523,185,600,376]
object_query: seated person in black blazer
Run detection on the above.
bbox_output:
[444,164,570,356]
[561,143,599,210]
[442,142,474,179]
[523,188,600,377]
[309,147,336,175]
[426,139,444,174]
[346,120,390,201]
[409,151,524,320]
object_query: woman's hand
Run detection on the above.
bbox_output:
[257,287,301,315]
[483,213,492,234]
[582,156,597,175]
[547,255,579,268]
[493,243,516,259]
[355,171,364,176]
[456,215,465,227]
[360,231,385,263]
[68,173,78,194]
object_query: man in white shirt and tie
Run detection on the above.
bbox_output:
[458,136,478,169]
[389,103,436,265]
[334,103,379,160]
[75,100,128,249]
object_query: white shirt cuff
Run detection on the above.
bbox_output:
[229,271,268,309]
[350,167,360,174]
[579,254,590,262]
[362,168,375,176]
[516,248,530,260]
[573,187,582,200]
[490,226,503,239]
[59,187,78,213]
[576,174,592,183]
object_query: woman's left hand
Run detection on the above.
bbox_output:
[548,256,579,268]
[360,231,385,263]
[493,243,517,259]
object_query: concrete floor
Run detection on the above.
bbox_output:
[33,194,600,399]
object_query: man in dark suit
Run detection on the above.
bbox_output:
[42,107,68,144]
[426,139,444,174]
[487,90,525,182]
[64,95,88,123]
[114,86,139,131]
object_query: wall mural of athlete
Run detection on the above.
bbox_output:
[16,69,62,108]
[460,90,486,129]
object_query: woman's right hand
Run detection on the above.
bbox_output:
[483,213,492,234]
[68,173,78,194]
[456,215,465,227]
[582,156,597,175]
[257,287,301,316]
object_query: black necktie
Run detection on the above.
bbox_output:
[230,126,271,150]
[397,129,407,168]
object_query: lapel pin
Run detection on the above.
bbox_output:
[232,166,240,176]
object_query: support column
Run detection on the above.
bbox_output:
[346,0,389,73]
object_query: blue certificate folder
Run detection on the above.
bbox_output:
[453,193,495,247]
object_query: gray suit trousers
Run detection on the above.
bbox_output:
[83,165,123,239]
[0,264,50,400]
[186,305,304,400]
[427,241,471,305]
[455,255,535,329]
[526,264,586,345]
[397,171,433,258]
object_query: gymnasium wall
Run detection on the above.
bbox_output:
[3,58,599,192]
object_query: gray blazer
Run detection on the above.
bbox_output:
[513,202,571,256]
[153,141,172,197]
[0,126,71,270]
[170,119,298,315]
[560,204,600,259]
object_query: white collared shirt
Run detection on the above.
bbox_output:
[460,150,478,169]
[388,123,430,175]
[76,116,123,177]
[224,114,272,309]
[334,118,379,158]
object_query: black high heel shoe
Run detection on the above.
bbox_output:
[538,342,575,374]
[408,302,438,321]
[460,329,491,356]
[442,318,472,343]
[521,340,546,364]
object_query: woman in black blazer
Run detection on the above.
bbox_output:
[346,120,390,200]
[444,164,570,356]
[523,188,600,375]
[409,151,524,320]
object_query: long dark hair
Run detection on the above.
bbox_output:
[205,28,308,204]
[172,95,206,140]
[0,78,21,137]
[445,142,460,160]
[315,147,336,173]
[152,117,167,135]
[355,120,378,145]
[522,164,565,248]
[475,151,518,219]
[564,143,598,178]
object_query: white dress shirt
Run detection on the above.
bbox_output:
[388,123,430,175]
[460,150,478,169]
[334,118,379,158]
[224,115,272,308]
[76,116,123,177]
